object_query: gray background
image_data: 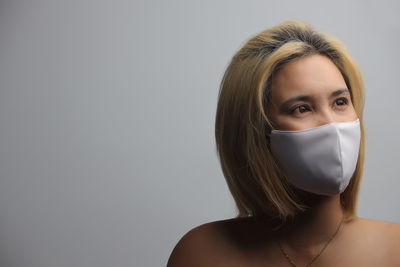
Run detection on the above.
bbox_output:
[0,0,399,266]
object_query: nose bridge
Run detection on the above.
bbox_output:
[318,105,336,126]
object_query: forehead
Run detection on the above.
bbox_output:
[269,54,347,102]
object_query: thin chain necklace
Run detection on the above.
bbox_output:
[277,217,344,267]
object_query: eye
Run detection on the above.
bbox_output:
[291,104,311,115]
[334,97,349,107]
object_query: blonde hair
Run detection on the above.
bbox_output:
[215,20,365,221]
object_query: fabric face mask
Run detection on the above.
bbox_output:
[270,119,361,196]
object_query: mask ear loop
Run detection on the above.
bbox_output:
[261,76,280,137]
[264,118,277,151]
[262,103,278,144]
[262,99,303,212]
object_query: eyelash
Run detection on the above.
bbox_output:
[290,97,349,115]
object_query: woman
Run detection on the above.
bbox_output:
[167,20,400,266]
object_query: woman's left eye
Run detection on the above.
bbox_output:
[334,97,348,106]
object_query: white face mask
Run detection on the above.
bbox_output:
[270,119,361,196]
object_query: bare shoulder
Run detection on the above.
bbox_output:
[166,218,239,267]
[353,217,400,238]
[351,217,400,264]
[166,217,274,267]
[166,222,212,267]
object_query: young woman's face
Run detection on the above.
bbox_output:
[267,54,358,131]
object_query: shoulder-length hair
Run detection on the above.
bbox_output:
[215,20,365,221]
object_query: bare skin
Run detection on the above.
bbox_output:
[167,216,400,266]
[167,55,400,266]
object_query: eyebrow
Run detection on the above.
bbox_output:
[279,88,350,111]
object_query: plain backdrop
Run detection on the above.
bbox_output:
[0,0,399,266]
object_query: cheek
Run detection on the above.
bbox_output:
[346,105,358,120]
[271,115,315,131]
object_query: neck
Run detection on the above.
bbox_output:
[280,194,344,248]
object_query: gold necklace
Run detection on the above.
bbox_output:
[277,217,344,267]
